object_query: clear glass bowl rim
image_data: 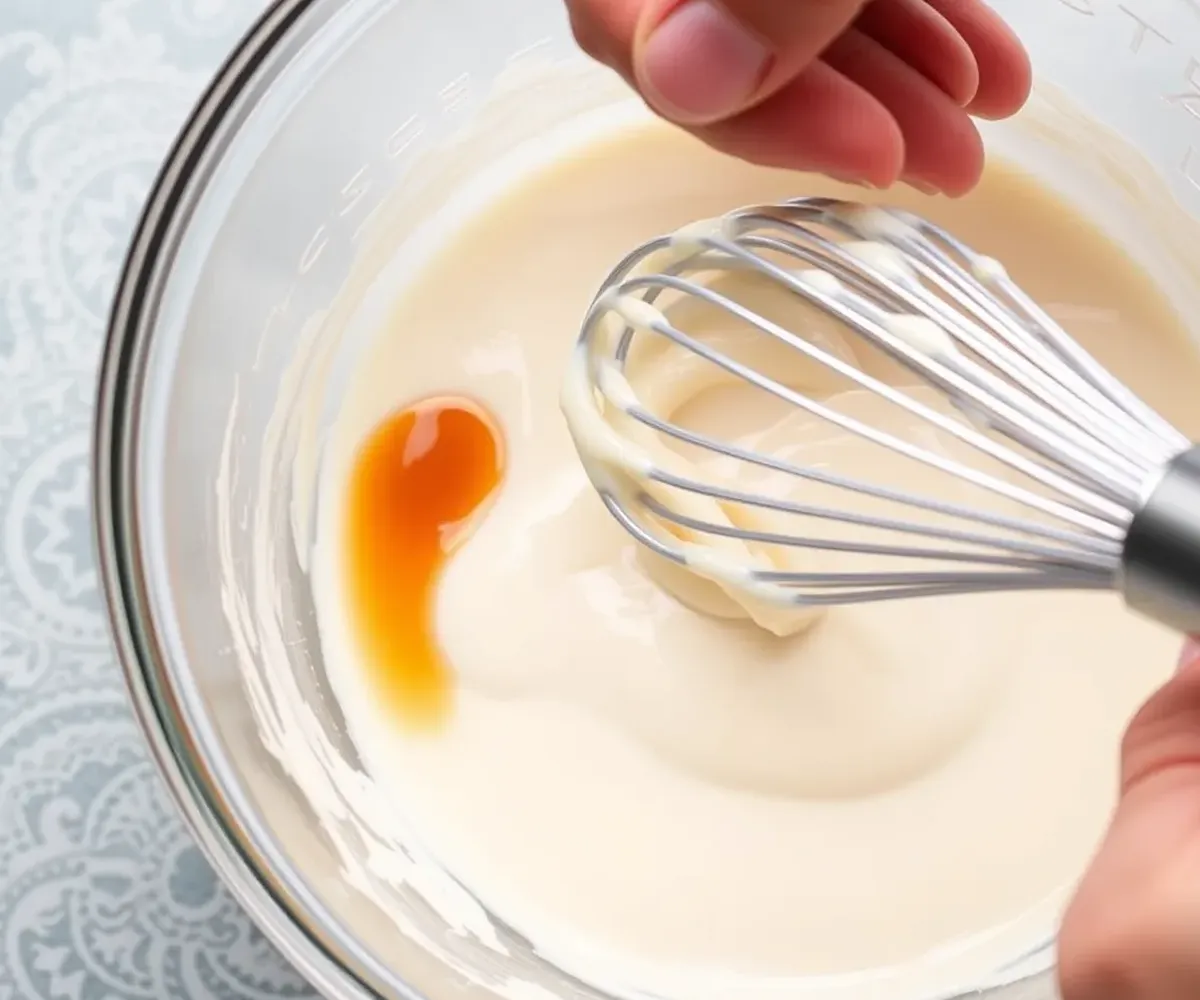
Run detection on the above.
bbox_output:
[93,2,412,997]
[91,2,1059,999]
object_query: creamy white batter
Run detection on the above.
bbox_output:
[311,105,1198,1000]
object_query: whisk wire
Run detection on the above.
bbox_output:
[634,415,1123,558]
[728,238,1151,500]
[601,494,1110,606]
[613,272,1131,535]
[638,485,1117,572]
[877,211,1185,452]
[740,211,1173,472]
[564,198,1197,614]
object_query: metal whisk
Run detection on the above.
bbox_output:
[561,197,1200,634]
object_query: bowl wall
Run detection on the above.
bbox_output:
[96,0,1200,997]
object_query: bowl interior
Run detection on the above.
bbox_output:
[104,0,1200,997]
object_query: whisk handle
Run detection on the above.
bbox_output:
[1123,445,1200,635]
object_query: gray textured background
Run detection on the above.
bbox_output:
[0,1,317,997]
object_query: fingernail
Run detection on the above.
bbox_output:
[639,0,770,123]
[906,179,941,196]
[828,172,880,191]
[1178,638,1200,672]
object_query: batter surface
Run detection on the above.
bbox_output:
[312,107,1197,1000]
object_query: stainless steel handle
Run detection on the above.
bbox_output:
[1123,444,1200,634]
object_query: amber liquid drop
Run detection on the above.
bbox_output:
[345,397,503,727]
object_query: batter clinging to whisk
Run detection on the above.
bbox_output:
[559,1,1199,998]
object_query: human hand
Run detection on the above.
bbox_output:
[565,0,1031,195]
[1058,639,1200,1000]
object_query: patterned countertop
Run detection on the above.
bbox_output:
[0,2,316,997]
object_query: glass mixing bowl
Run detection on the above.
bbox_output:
[93,1,1200,998]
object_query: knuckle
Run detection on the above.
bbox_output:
[1059,932,1139,1000]
[1060,917,1142,993]
[1059,887,1187,1000]
[567,4,609,62]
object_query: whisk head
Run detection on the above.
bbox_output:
[561,197,1200,630]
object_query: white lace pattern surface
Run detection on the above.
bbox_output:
[0,1,316,997]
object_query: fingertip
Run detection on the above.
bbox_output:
[967,50,1032,120]
[902,119,983,199]
[696,61,904,184]
[940,2,1033,119]
[854,0,980,108]
[824,29,984,197]
[927,119,984,198]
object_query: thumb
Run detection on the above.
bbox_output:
[1059,639,1200,1000]
[633,0,868,124]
